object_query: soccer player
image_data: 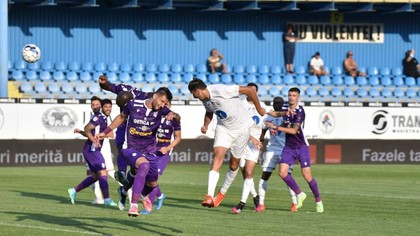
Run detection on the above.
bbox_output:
[188,78,266,208]
[67,98,118,207]
[96,88,181,217]
[255,96,297,212]
[266,87,324,213]
[140,103,182,214]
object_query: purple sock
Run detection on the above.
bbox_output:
[75,176,96,192]
[131,162,150,204]
[117,153,127,173]
[282,175,302,194]
[124,171,135,192]
[143,185,158,203]
[98,175,110,199]
[308,178,321,202]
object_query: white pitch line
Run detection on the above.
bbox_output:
[0,222,104,235]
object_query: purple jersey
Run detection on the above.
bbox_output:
[86,111,108,151]
[122,98,171,154]
[156,117,181,148]
[282,104,309,148]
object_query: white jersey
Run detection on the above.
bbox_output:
[263,115,286,153]
[310,57,324,71]
[203,84,254,132]
[242,99,267,139]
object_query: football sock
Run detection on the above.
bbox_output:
[75,176,96,192]
[308,178,321,202]
[93,181,103,201]
[240,178,254,203]
[98,175,109,199]
[220,168,239,195]
[208,170,220,198]
[258,179,268,205]
[131,162,150,204]
[288,187,297,204]
[282,174,301,195]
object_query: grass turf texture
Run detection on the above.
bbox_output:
[0,164,419,236]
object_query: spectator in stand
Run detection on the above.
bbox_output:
[402,49,420,79]
[309,52,328,77]
[208,48,227,74]
[343,51,366,77]
[283,24,298,74]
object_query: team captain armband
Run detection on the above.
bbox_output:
[103,127,112,135]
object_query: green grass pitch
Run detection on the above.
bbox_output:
[0,164,419,236]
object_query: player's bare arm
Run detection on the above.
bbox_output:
[239,86,266,116]
[201,112,213,134]
[166,112,181,122]
[95,112,126,141]
[84,123,101,148]
[277,122,300,135]
[74,128,87,137]
[160,130,181,154]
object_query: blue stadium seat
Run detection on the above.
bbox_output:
[8,60,12,70]
[344,76,355,86]
[19,82,32,93]
[359,67,367,75]
[141,84,155,93]
[67,71,80,82]
[82,62,93,72]
[258,65,269,74]
[343,88,354,97]
[405,77,416,87]
[356,88,368,97]
[246,74,257,84]
[221,74,232,84]
[318,87,329,97]
[380,67,390,76]
[295,75,306,85]
[306,87,317,97]
[48,83,60,93]
[79,71,92,82]
[307,75,319,85]
[196,64,208,74]
[246,65,257,74]
[356,76,367,86]
[168,85,180,96]
[406,88,416,98]
[332,66,342,75]
[68,62,80,72]
[283,74,294,85]
[27,61,40,71]
[320,75,331,86]
[323,66,330,75]
[39,71,52,81]
[258,74,270,84]
[159,64,170,73]
[133,63,145,73]
[108,62,119,72]
[88,83,101,94]
[295,65,306,75]
[132,73,144,83]
[119,72,131,83]
[11,70,24,80]
[75,83,87,94]
[34,82,46,93]
[144,73,156,83]
[332,76,343,86]
[95,62,106,72]
[225,65,232,74]
[281,87,289,97]
[368,77,380,86]
[184,64,195,73]
[208,74,220,84]
[394,88,405,98]
[92,72,102,82]
[171,64,183,73]
[270,65,281,75]
[380,76,392,86]
[55,61,67,71]
[331,87,342,97]
[268,87,280,96]
[381,88,392,98]
[368,67,379,76]
[120,63,132,72]
[14,60,26,71]
[53,71,65,81]
[107,72,118,83]
[369,88,380,98]
[180,84,189,95]
[258,86,268,96]
[270,75,281,85]
[391,67,402,76]
[233,74,245,84]
[158,73,170,83]
[25,71,38,81]
[182,73,193,83]
[195,73,207,82]
[61,83,74,94]
[393,77,404,87]
[170,73,182,83]
[233,65,245,74]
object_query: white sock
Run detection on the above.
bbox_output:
[289,187,297,204]
[258,179,268,205]
[208,170,220,198]
[93,181,103,202]
[107,170,116,180]
[220,168,239,195]
[249,179,257,198]
[241,178,254,203]
[127,188,132,204]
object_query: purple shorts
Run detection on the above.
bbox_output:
[279,146,311,168]
[82,143,106,172]
[121,149,158,182]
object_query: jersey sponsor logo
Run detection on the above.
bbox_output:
[129,127,153,136]
[42,107,77,133]
[372,110,388,135]
[252,115,260,125]
[318,109,335,135]
[215,110,227,119]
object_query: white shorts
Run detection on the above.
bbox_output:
[213,125,250,159]
[261,151,281,172]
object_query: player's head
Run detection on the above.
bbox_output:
[287,87,300,106]
[116,91,133,108]
[272,97,284,111]
[101,98,112,117]
[90,96,101,113]
[188,78,208,101]
[246,82,258,92]
[152,87,173,111]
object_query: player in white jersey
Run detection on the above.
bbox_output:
[255,96,297,212]
[188,78,266,208]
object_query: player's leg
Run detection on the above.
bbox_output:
[232,158,257,214]
[140,158,159,215]
[256,151,278,212]
[287,165,298,212]
[153,152,170,210]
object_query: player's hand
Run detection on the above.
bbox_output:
[94,132,106,141]
[270,129,278,136]
[201,126,208,134]
[159,147,170,154]
[251,139,263,150]
[74,128,81,134]
[264,121,276,129]
[98,75,108,84]
[93,139,102,149]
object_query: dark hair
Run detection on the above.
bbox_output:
[286,24,294,31]
[90,96,101,103]
[405,50,412,58]
[289,87,300,94]
[101,98,112,107]
[246,82,258,92]
[155,87,173,102]
[116,91,133,107]
[273,97,284,111]
[188,78,207,92]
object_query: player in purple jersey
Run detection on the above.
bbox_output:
[67,99,118,207]
[140,105,182,214]
[98,75,152,186]
[266,87,324,213]
[96,88,181,217]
